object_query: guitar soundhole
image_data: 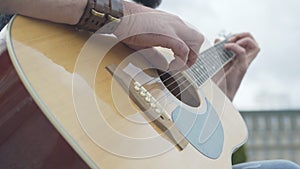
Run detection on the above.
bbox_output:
[157,70,200,107]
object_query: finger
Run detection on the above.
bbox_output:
[177,28,204,67]
[182,40,202,67]
[180,32,201,67]
[141,48,170,71]
[228,32,255,43]
[169,56,189,71]
[124,34,190,66]
[186,50,198,67]
[236,37,260,64]
[236,37,259,50]
[224,43,249,69]
[224,43,246,56]
[162,36,190,69]
[127,45,170,71]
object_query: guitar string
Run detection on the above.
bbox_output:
[150,54,234,117]
[137,49,212,101]
[172,40,231,86]
[153,42,231,94]
[152,49,233,107]
[139,40,230,95]
[145,44,235,112]
[156,50,216,90]
[140,42,230,105]
[146,53,214,97]
[171,50,234,99]
[162,48,228,95]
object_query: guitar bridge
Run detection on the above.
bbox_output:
[106,64,189,150]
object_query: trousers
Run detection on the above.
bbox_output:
[233,160,300,169]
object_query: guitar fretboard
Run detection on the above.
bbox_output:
[186,40,235,87]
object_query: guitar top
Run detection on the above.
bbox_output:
[6,15,248,169]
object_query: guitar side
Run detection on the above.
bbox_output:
[6,15,248,169]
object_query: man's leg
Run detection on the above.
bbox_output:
[233,160,300,169]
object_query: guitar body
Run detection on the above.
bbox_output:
[0,51,90,168]
[5,16,248,168]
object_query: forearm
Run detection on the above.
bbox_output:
[0,0,87,25]
[0,0,205,71]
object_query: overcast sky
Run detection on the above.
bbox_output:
[157,0,300,110]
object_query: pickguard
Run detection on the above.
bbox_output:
[172,98,224,159]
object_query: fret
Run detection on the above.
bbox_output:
[216,48,229,64]
[186,39,235,87]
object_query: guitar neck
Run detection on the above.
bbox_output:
[186,40,235,87]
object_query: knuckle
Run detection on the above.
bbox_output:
[244,32,254,39]
[243,32,251,36]
[191,29,205,43]
[177,42,190,57]
[239,48,247,56]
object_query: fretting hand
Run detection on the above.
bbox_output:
[212,32,260,100]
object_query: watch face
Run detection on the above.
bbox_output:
[132,0,162,9]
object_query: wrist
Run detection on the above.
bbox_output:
[71,0,89,25]
[75,0,123,33]
[122,1,154,15]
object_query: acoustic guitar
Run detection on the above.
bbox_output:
[1,15,248,168]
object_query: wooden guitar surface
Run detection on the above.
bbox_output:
[6,16,248,169]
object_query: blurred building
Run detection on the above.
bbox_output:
[240,110,300,164]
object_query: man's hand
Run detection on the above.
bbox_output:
[224,32,260,73]
[213,32,260,100]
[114,1,204,70]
